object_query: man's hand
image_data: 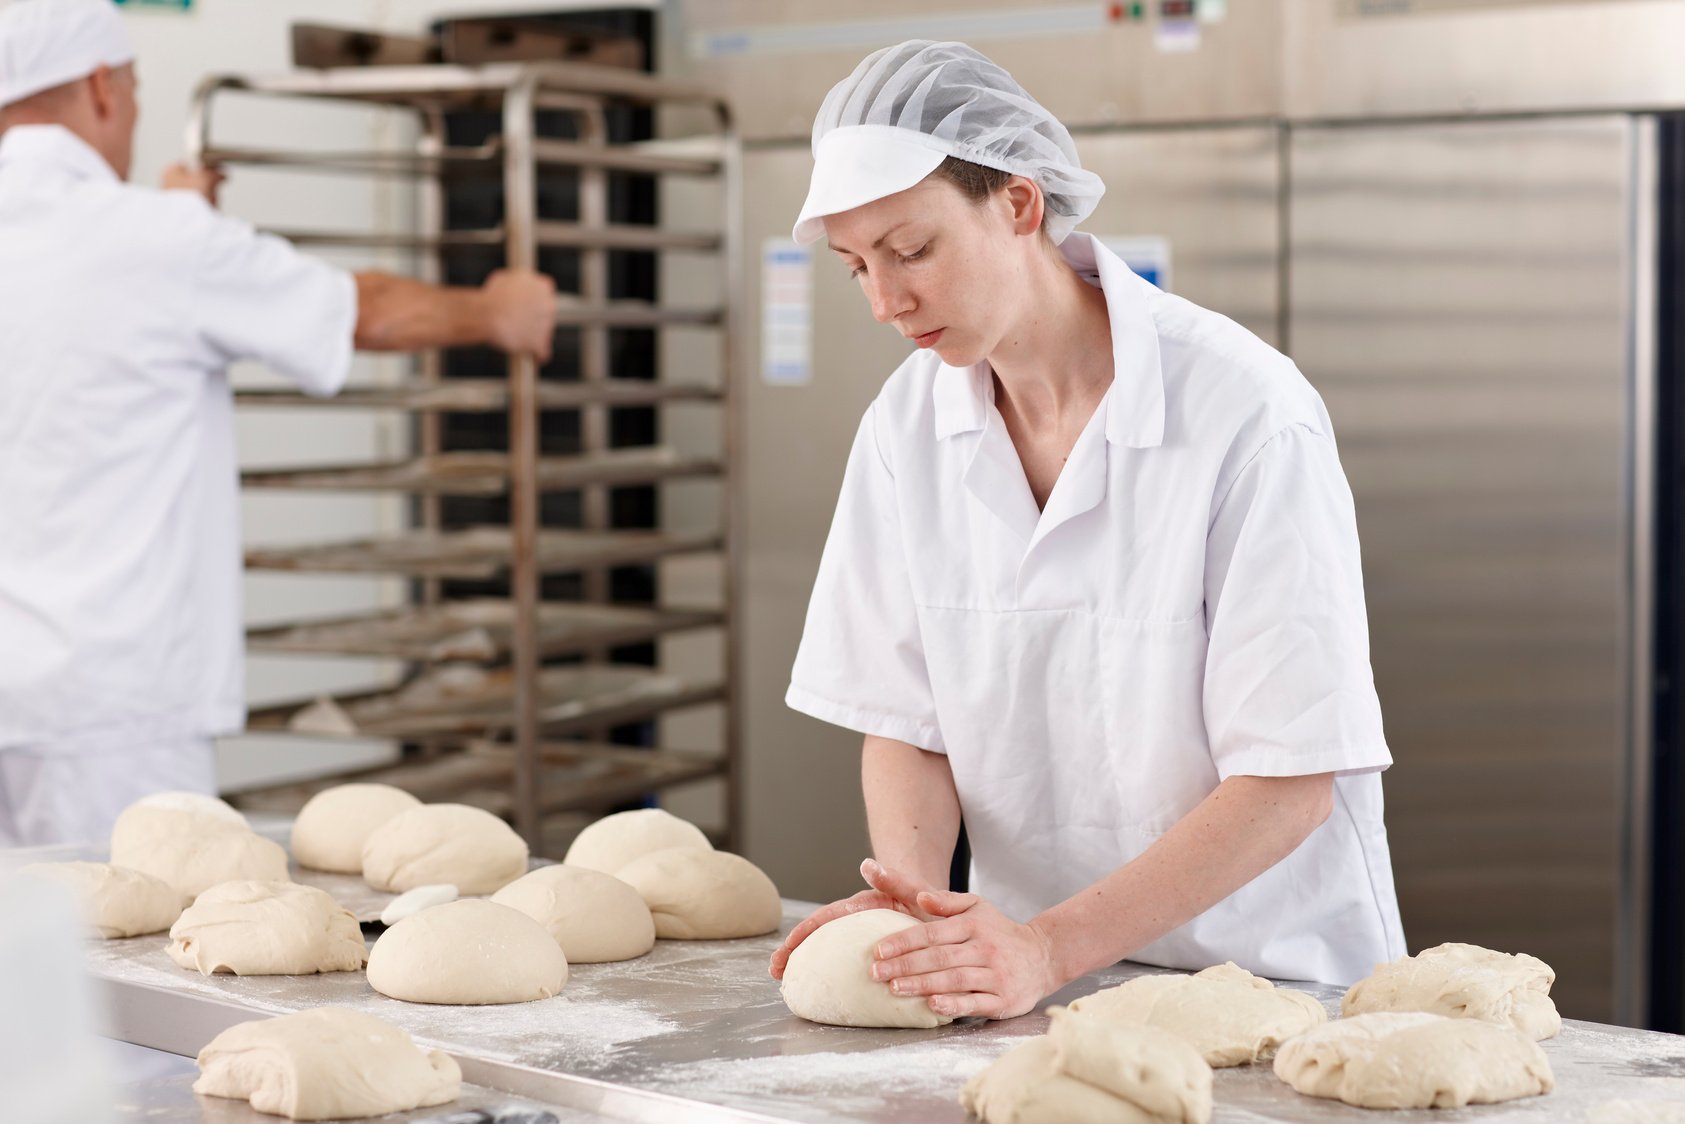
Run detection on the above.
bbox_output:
[768,868,934,981]
[480,268,556,362]
[160,162,224,207]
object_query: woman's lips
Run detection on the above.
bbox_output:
[914,328,944,348]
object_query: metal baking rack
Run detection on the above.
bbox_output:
[187,60,740,851]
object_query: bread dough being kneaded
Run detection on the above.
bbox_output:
[781,909,951,1028]
[195,1008,459,1121]
[169,881,366,976]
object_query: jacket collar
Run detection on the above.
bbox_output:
[0,124,120,185]
[932,232,1166,450]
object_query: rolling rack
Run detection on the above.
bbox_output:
[186,56,740,852]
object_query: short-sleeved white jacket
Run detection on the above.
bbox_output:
[0,126,355,750]
[788,233,1405,985]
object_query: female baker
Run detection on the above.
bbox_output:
[768,40,1405,1019]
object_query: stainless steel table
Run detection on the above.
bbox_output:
[13,822,1685,1122]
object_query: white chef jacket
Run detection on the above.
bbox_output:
[788,233,1405,986]
[0,125,355,752]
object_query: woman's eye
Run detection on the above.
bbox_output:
[849,264,865,279]
[899,245,929,263]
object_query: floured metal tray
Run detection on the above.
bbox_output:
[234,377,722,412]
[244,527,722,578]
[242,447,720,495]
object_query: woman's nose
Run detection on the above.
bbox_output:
[865,274,912,325]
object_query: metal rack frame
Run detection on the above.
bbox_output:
[188,61,740,850]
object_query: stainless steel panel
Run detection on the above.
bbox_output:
[1288,116,1634,1021]
[740,129,1281,903]
[676,0,1284,142]
[1287,0,1685,119]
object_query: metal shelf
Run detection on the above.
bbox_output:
[203,139,723,179]
[265,224,721,253]
[242,447,721,495]
[247,599,721,661]
[245,527,722,578]
[234,377,723,412]
[247,664,725,740]
[231,741,724,820]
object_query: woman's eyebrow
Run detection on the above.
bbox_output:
[827,221,914,256]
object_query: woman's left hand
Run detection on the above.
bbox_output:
[861,859,1060,1020]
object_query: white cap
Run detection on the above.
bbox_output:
[793,40,1104,246]
[0,0,134,109]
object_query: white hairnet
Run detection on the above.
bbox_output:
[0,0,133,109]
[793,40,1104,246]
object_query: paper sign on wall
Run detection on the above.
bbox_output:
[762,239,813,386]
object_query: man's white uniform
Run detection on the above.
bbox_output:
[0,122,354,845]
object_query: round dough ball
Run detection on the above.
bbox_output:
[615,847,780,940]
[367,899,567,1005]
[168,881,366,977]
[361,804,527,895]
[1343,942,1561,1040]
[1272,1011,1554,1110]
[110,805,290,900]
[195,1008,460,1120]
[781,909,951,1028]
[290,784,421,874]
[1067,962,1326,1067]
[564,808,711,875]
[961,1007,1213,1124]
[380,884,457,927]
[133,791,246,829]
[490,865,654,963]
[17,862,186,939]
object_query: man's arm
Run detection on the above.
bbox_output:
[353,269,557,360]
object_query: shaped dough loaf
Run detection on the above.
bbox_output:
[195,1008,459,1120]
[168,881,366,976]
[109,805,290,899]
[1273,1010,1554,1110]
[1068,963,1326,1067]
[17,862,186,939]
[1342,942,1561,1040]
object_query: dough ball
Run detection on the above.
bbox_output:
[168,881,366,977]
[959,1008,1212,1124]
[781,908,951,1028]
[1343,941,1561,1040]
[290,784,421,873]
[360,803,527,895]
[490,865,654,963]
[134,791,247,828]
[195,1007,459,1120]
[1067,962,1325,1067]
[367,899,566,1005]
[1272,1010,1554,1109]
[380,883,457,927]
[17,862,186,939]
[615,847,780,940]
[564,807,712,874]
[110,805,290,900]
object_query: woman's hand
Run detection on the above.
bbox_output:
[768,860,933,980]
[864,861,1060,1020]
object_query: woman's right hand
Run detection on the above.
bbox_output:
[767,858,938,979]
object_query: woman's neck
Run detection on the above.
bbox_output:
[985,246,1114,435]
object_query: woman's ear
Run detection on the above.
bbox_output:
[1004,176,1045,237]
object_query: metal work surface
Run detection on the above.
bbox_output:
[116,1074,604,1124]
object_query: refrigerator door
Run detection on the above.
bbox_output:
[737,128,1283,903]
[1287,116,1639,1022]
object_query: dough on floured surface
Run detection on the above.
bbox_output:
[1272,1010,1554,1109]
[168,881,366,976]
[17,861,186,939]
[109,805,290,899]
[1589,1100,1685,1123]
[490,864,654,963]
[1067,963,1325,1067]
[290,783,420,873]
[194,1007,459,1121]
[360,803,527,895]
[564,807,712,875]
[134,791,246,828]
[1342,941,1561,1040]
[366,899,566,1005]
[959,1007,1213,1124]
[781,908,951,1028]
[615,846,780,940]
